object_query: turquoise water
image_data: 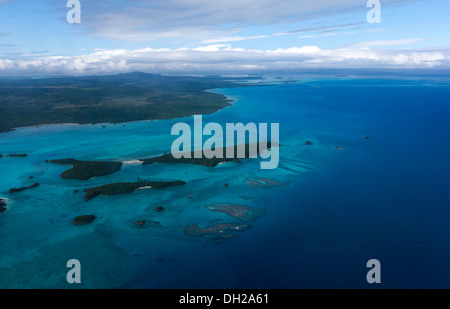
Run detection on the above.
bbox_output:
[1,76,450,288]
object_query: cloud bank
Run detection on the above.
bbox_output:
[1,44,448,76]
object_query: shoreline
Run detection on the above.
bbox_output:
[0,72,243,135]
[0,92,237,136]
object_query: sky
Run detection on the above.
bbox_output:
[0,0,449,76]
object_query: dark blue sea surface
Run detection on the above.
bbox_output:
[1,76,449,288]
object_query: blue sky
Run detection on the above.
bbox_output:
[0,0,449,75]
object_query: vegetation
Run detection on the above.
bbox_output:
[140,151,241,167]
[83,179,186,201]
[0,72,240,133]
[140,142,278,167]
[50,159,122,180]
[73,215,96,225]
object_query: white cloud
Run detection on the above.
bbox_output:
[1,43,449,76]
[269,46,322,54]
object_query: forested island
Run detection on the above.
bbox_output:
[83,178,186,201]
[49,159,123,180]
[0,73,241,133]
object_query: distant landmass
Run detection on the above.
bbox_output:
[0,72,242,133]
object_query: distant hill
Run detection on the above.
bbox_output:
[0,72,241,133]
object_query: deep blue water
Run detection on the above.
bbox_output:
[1,76,450,288]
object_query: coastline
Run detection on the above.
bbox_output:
[0,97,235,135]
[0,91,237,136]
[0,73,241,134]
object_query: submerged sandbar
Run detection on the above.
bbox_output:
[184,222,250,239]
[205,203,265,221]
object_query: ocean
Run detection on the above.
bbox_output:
[1,75,450,288]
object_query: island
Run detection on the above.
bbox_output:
[83,178,186,201]
[50,159,122,180]
[73,215,96,225]
[6,154,28,158]
[140,151,241,167]
[140,142,279,167]
[0,72,242,133]
[9,183,40,194]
